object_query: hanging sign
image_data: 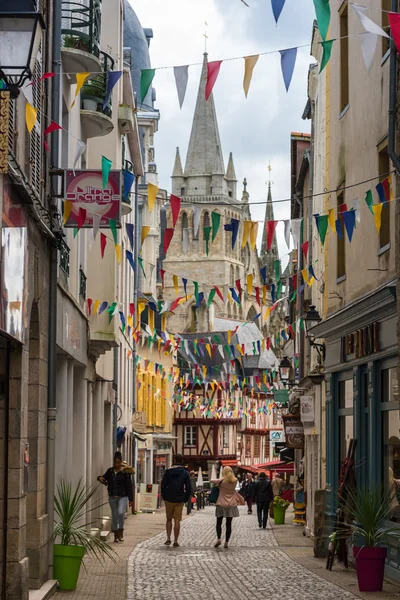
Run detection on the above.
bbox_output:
[282,414,304,449]
[64,170,121,228]
[300,396,314,423]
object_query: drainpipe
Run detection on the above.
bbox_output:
[131,177,139,511]
[113,348,118,455]
[47,0,61,580]
[2,341,10,600]
[389,0,400,172]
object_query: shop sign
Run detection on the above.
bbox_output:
[270,430,285,443]
[282,415,304,449]
[64,170,121,227]
[139,483,159,511]
[340,322,379,362]
[132,411,147,432]
[300,396,314,423]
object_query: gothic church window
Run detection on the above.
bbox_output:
[181,212,188,240]
[203,211,210,253]
[230,265,234,287]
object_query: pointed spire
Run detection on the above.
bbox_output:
[241,178,249,204]
[226,152,237,181]
[260,167,278,278]
[184,54,225,177]
[172,147,183,177]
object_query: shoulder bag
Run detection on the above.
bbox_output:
[208,482,221,504]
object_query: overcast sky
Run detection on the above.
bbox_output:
[129,0,315,263]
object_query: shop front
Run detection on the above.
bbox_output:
[312,281,399,579]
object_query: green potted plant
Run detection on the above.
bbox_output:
[330,486,400,592]
[81,78,105,112]
[62,34,90,53]
[272,496,290,525]
[52,478,115,590]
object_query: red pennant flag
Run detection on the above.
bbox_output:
[214,286,224,302]
[211,344,217,357]
[230,360,235,368]
[266,337,271,350]
[77,207,86,230]
[164,228,174,254]
[43,121,62,151]
[205,60,223,100]
[170,297,183,312]
[170,194,181,227]
[289,324,294,337]
[235,279,242,295]
[292,273,298,290]
[382,178,390,201]
[129,303,135,316]
[100,233,107,258]
[87,298,92,316]
[241,344,245,355]
[255,286,260,306]
[160,269,165,289]
[266,220,278,251]
[339,203,348,213]
[301,240,309,259]
[389,12,400,53]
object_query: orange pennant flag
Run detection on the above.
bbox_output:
[147,183,158,214]
[173,274,179,295]
[25,102,37,133]
[114,244,121,264]
[247,274,253,295]
[70,72,90,109]
[242,220,251,248]
[249,221,258,251]
[141,225,150,247]
[64,200,73,224]
[243,55,259,98]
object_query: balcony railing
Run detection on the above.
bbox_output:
[61,0,102,59]
[59,240,70,277]
[81,50,115,119]
[79,267,87,300]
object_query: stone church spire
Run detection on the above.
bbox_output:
[172,147,183,177]
[184,53,225,179]
[260,167,279,281]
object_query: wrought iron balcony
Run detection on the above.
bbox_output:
[80,50,115,138]
[79,267,87,300]
[59,239,70,277]
[61,0,102,74]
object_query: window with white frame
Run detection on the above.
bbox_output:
[185,425,197,447]
[223,427,229,448]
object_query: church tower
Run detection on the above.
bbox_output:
[163,54,261,333]
[260,166,279,283]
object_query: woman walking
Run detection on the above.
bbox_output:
[211,466,241,549]
[98,452,133,543]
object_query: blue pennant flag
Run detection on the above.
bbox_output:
[123,170,135,201]
[119,311,126,329]
[196,292,204,308]
[343,210,356,242]
[271,283,276,303]
[230,288,241,305]
[103,70,123,110]
[231,218,240,249]
[126,223,134,251]
[279,47,297,92]
[308,265,317,280]
[336,217,343,240]
[271,0,286,23]
[98,301,108,315]
[126,250,135,272]
[376,182,386,203]
[260,266,267,284]
[182,278,188,296]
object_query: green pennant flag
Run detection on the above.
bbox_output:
[290,290,297,302]
[224,344,230,356]
[193,281,199,304]
[140,68,155,104]
[207,288,216,308]
[277,280,282,300]
[300,317,305,331]
[315,214,329,245]
[214,335,221,344]
[203,226,211,255]
[313,0,330,41]
[252,342,256,356]
[109,218,118,245]
[107,301,117,323]
[102,155,112,189]
[320,40,334,73]
[365,190,374,214]
[138,256,146,278]
[274,259,281,283]
[73,227,78,238]
[211,212,221,242]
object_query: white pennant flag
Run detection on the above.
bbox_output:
[173,65,189,109]
[149,263,155,283]
[359,32,378,72]
[87,229,95,250]
[93,213,100,240]
[352,4,390,38]
[352,198,361,223]
[183,228,189,254]
[284,220,291,250]
[290,218,302,248]
[223,285,229,304]
[193,206,201,238]
[73,139,87,175]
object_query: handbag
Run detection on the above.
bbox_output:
[208,483,221,504]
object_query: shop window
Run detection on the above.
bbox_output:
[245,436,251,458]
[378,144,390,251]
[339,2,349,113]
[337,186,346,280]
[185,425,196,447]
[381,367,400,522]
[254,435,261,458]
[338,379,353,465]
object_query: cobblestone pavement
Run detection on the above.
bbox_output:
[127,506,358,600]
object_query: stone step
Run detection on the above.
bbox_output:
[29,579,58,600]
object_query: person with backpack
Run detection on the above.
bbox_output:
[253,472,274,529]
[161,454,191,547]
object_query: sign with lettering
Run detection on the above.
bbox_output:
[64,170,121,227]
[340,322,379,362]
[270,430,285,442]
[139,483,159,511]
[282,415,304,449]
[300,396,314,423]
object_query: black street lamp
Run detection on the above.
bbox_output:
[303,305,326,362]
[0,0,45,97]
[279,356,292,385]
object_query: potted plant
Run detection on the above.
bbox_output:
[272,496,290,525]
[330,486,400,592]
[52,478,115,590]
[81,78,105,112]
[62,34,90,53]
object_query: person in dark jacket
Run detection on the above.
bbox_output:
[186,471,197,515]
[253,472,274,529]
[241,473,255,514]
[161,454,191,547]
[98,452,133,543]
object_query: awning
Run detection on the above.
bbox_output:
[220,459,238,467]
[131,430,147,442]
[274,462,295,474]
[256,460,286,470]
[238,464,259,474]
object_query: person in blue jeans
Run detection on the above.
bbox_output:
[98,452,133,543]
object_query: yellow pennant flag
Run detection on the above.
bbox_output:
[147,183,158,214]
[114,244,121,264]
[138,301,146,322]
[247,273,253,295]
[202,365,207,379]
[173,274,179,295]
[227,330,232,344]
[93,300,100,315]
[264,307,271,319]
[70,72,90,109]
[328,208,336,234]
[301,268,309,284]
[243,55,259,98]
[141,225,150,246]
[161,314,166,331]
[262,285,267,305]
[242,220,251,248]
[236,344,244,356]
[25,102,37,133]
[389,174,394,201]
[64,200,73,224]
[232,374,237,386]
[205,343,211,358]
[158,338,162,352]
[262,338,265,351]
[250,221,258,251]
[127,315,133,328]
[371,203,383,231]
[308,277,315,287]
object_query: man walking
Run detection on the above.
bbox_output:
[241,473,255,514]
[272,472,284,497]
[253,472,274,529]
[161,454,191,547]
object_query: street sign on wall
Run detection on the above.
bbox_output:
[64,170,121,227]
[282,415,304,449]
